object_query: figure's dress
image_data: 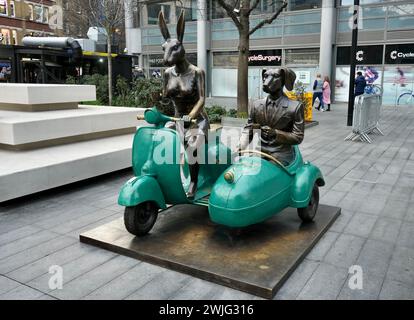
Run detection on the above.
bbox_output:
[164,64,210,143]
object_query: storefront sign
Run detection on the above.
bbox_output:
[248,50,282,67]
[148,54,164,68]
[149,53,198,68]
[385,44,414,65]
[337,45,383,65]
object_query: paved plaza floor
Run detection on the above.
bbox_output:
[0,103,414,300]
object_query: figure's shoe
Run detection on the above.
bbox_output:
[186,182,198,199]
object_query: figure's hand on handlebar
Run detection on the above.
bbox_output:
[182,115,193,124]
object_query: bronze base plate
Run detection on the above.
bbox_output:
[80,205,340,299]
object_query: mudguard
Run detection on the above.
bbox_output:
[290,163,325,208]
[118,175,167,209]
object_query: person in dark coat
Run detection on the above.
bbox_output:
[355,71,366,97]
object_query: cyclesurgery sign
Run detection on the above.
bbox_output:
[385,44,414,65]
[248,50,282,67]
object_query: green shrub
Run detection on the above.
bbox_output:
[130,78,164,109]
[206,105,227,123]
[227,109,238,118]
[113,76,135,107]
[66,74,109,105]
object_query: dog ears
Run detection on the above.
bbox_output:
[280,68,296,91]
[158,11,171,41]
[177,10,186,43]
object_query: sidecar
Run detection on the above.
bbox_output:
[208,148,325,228]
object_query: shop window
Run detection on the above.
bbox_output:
[0,29,10,45]
[12,30,17,45]
[383,66,414,106]
[250,0,286,15]
[0,59,12,83]
[338,6,386,32]
[285,48,320,65]
[34,5,43,23]
[284,23,321,35]
[341,0,376,5]
[0,0,7,15]
[388,4,414,30]
[28,4,34,21]
[211,0,228,19]
[147,3,171,25]
[10,1,15,17]
[176,0,197,21]
[288,0,322,11]
[213,52,239,68]
[44,7,49,23]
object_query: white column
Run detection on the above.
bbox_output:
[319,0,336,78]
[124,0,142,59]
[197,0,208,73]
[124,0,134,55]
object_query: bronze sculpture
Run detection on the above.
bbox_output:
[239,68,305,165]
[158,10,210,199]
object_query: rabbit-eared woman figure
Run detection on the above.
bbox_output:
[158,10,210,199]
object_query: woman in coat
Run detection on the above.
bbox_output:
[323,76,332,112]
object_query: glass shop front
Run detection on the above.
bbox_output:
[335,43,414,106]
[211,48,320,99]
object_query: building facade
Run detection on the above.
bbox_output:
[0,0,64,46]
[125,0,414,105]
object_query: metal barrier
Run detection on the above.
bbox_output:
[345,94,384,144]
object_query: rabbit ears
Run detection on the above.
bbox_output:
[158,10,186,43]
[279,68,297,91]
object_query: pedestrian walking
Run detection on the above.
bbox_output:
[323,76,332,111]
[313,73,325,111]
[355,71,366,97]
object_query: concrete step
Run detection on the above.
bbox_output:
[0,106,144,149]
[0,134,135,202]
[0,84,96,111]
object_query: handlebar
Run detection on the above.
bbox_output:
[137,114,197,123]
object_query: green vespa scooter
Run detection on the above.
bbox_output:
[119,108,325,236]
[118,108,232,236]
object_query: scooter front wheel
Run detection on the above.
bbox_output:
[124,202,159,236]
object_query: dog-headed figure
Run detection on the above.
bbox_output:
[239,68,305,166]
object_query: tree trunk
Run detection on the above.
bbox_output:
[237,12,250,115]
[107,32,113,106]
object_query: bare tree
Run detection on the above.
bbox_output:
[88,0,126,105]
[216,0,288,114]
[66,0,126,105]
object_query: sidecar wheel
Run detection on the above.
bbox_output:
[298,184,319,223]
[124,202,159,236]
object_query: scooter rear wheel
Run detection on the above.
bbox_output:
[298,183,319,223]
[124,202,159,236]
